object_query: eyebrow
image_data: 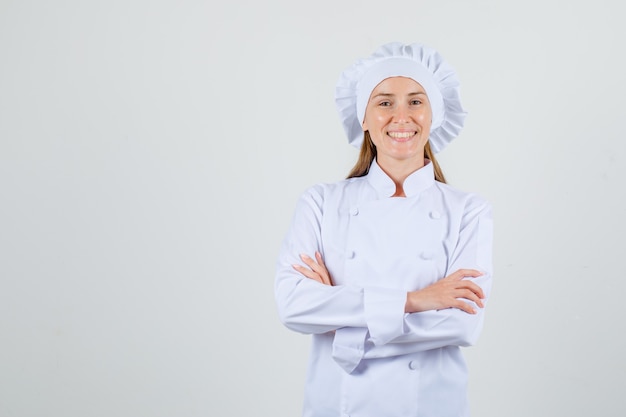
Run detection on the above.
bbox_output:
[371,91,427,99]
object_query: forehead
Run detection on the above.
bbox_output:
[371,76,426,95]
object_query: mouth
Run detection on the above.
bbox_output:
[387,131,417,142]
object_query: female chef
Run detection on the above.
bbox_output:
[274,42,493,417]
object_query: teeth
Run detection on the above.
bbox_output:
[388,131,415,138]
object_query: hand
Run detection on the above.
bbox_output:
[292,252,333,286]
[405,269,485,314]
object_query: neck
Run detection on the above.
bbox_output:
[376,155,426,197]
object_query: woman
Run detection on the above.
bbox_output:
[274,42,493,417]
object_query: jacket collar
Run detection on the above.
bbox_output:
[366,158,435,198]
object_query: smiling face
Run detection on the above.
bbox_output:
[362,76,432,169]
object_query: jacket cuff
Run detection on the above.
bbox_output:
[364,287,407,346]
[332,327,368,374]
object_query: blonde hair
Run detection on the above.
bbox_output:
[346,131,447,183]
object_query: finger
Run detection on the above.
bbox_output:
[299,253,318,269]
[298,254,333,286]
[457,289,484,308]
[458,269,483,278]
[453,299,477,315]
[450,269,483,281]
[315,252,332,285]
[315,251,326,267]
[319,272,331,286]
[296,252,334,287]
[300,253,325,272]
[455,280,485,300]
[292,264,323,283]
[301,253,331,285]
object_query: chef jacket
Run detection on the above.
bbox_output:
[275,159,493,417]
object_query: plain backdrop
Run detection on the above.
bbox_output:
[1,0,625,416]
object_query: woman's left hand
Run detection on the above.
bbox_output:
[292,252,333,286]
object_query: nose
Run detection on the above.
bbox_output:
[392,103,411,123]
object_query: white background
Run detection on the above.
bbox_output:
[1,0,625,416]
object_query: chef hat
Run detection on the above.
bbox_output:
[335,42,467,153]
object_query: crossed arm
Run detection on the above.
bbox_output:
[275,186,493,371]
[293,251,485,315]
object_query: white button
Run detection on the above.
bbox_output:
[429,210,441,219]
[347,250,356,259]
[408,360,419,370]
[350,207,359,216]
[420,251,434,260]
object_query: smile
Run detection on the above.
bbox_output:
[387,131,416,141]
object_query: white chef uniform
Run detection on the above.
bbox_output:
[275,158,493,417]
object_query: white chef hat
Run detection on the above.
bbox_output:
[335,42,467,153]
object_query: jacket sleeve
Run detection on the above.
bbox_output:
[361,196,494,359]
[275,186,494,372]
[274,185,370,334]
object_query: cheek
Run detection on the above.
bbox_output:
[413,116,432,134]
[423,108,434,125]
[416,111,431,124]
[363,112,387,132]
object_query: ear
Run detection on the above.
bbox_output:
[362,119,368,132]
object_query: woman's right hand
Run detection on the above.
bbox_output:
[405,269,485,314]
[292,252,334,286]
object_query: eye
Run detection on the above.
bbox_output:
[379,100,392,107]
[410,99,422,105]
